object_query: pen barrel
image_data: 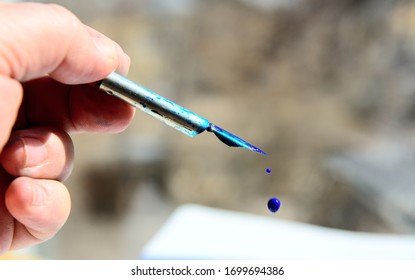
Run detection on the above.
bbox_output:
[99,72,210,137]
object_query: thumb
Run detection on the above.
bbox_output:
[0,2,130,84]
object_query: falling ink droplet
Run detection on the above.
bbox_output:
[266,168,272,174]
[267,197,281,213]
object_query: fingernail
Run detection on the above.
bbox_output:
[30,182,48,207]
[21,137,48,168]
[114,43,130,76]
[93,37,116,60]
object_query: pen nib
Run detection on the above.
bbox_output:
[207,123,268,156]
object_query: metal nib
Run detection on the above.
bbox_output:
[207,123,268,156]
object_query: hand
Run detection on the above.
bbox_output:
[0,2,135,254]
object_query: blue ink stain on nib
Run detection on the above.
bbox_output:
[267,197,281,213]
[206,123,268,156]
[266,168,272,174]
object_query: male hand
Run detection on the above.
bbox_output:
[0,2,135,254]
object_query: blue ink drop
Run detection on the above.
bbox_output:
[267,197,281,213]
[266,168,272,174]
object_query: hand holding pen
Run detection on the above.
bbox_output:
[0,2,266,255]
[0,2,134,254]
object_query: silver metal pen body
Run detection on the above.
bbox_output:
[99,72,210,137]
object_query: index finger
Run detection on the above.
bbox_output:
[21,77,135,133]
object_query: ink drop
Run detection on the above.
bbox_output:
[266,168,272,174]
[267,197,281,213]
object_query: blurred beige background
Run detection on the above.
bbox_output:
[19,0,415,258]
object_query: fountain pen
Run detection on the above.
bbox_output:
[97,72,267,156]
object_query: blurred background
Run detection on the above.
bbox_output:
[11,0,415,258]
